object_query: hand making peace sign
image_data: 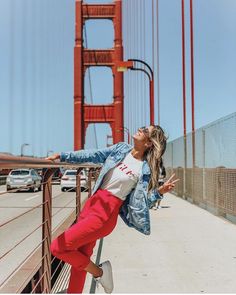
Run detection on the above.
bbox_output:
[158,173,180,195]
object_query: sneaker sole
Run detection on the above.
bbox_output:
[101,261,114,293]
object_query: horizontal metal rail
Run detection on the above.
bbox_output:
[0,154,101,293]
[166,167,236,221]
[0,153,101,169]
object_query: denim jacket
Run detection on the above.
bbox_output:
[60,142,162,235]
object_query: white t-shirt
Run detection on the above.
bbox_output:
[100,152,143,200]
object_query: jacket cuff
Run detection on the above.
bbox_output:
[60,152,68,162]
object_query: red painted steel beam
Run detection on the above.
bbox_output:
[82,4,115,20]
[74,0,84,149]
[84,104,115,123]
[83,49,114,67]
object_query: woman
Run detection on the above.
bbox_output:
[47,125,178,294]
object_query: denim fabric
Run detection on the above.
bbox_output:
[60,142,162,235]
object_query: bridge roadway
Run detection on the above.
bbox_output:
[0,184,87,289]
[82,193,236,293]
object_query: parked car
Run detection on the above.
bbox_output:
[60,169,88,192]
[6,169,42,192]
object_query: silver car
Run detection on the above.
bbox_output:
[60,169,88,192]
[6,169,42,192]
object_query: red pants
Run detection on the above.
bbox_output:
[50,189,123,293]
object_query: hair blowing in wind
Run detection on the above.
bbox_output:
[145,125,167,192]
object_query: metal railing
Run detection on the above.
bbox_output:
[0,153,101,293]
[166,167,236,218]
[164,112,236,223]
[0,175,7,185]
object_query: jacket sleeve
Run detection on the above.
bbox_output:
[147,189,163,209]
[60,143,119,164]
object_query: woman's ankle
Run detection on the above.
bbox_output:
[94,267,103,278]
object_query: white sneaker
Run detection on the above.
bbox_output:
[94,260,114,293]
[153,206,157,210]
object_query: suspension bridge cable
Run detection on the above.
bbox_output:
[9,0,15,153]
[129,0,133,138]
[138,0,142,128]
[127,0,131,141]
[128,0,132,137]
[20,1,26,147]
[127,0,131,136]
[156,0,161,125]
[44,0,50,154]
[137,0,140,128]
[38,1,43,156]
[30,0,36,156]
[140,0,144,127]
[34,0,41,156]
[152,0,155,93]
[135,0,138,132]
[24,0,30,151]
[134,0,138,130]
[132,1,137,135]
[41,0,47,157]
[123,0,128,143]
[137,0,139,127]
[143,0,147,124]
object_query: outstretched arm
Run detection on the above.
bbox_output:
[46,143,120,164]
[46,153,60,161]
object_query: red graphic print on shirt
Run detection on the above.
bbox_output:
[117,162,136,177]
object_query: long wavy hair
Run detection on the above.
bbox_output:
[144,125,167,192]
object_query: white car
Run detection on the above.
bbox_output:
[60,170,88,192]
[6,169,42,192]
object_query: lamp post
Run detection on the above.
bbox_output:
[47,150,54,157]
[21,143,29,157]
[116,59,154,126]
[106,135,113,147]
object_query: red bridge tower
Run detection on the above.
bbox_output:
[74,0,124,150]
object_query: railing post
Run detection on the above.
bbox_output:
[88,169,92,197]
[202,129,206,202]
[183,135,187,200]
[95,168,101,183]
[42,168,56,293]
[76,168,82,219]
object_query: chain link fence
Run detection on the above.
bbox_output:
[163,112,236,223]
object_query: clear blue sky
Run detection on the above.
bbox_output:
[0,0,236,156]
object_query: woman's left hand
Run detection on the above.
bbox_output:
[158,173,179,195]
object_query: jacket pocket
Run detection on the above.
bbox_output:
[127,203,149,231]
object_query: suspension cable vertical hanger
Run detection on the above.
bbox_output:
[156,0,161,126]
[181,0,187,138]
[190,0,196,168]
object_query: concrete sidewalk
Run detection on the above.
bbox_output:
[84,193,236,293]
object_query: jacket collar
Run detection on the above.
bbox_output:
[121,144,151,175]
[142,160,151,175]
